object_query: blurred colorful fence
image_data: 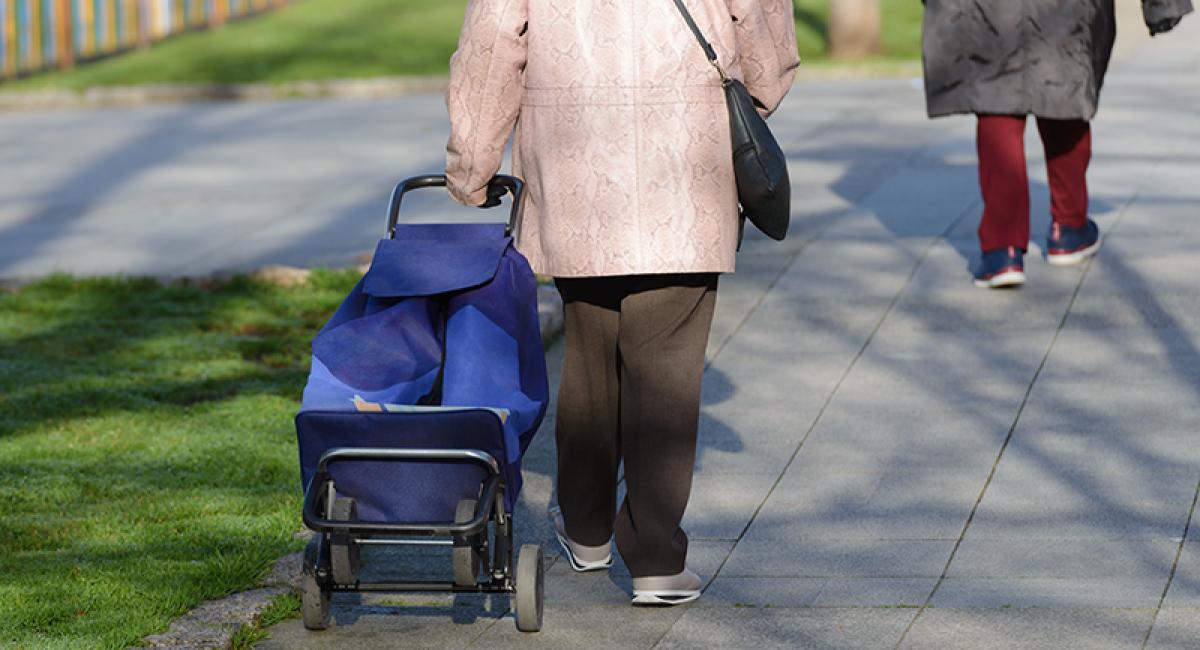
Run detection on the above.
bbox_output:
[0,0,291,80]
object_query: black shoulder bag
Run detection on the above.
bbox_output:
[672,0,791,241]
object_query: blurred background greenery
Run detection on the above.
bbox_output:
[2,0,923,91]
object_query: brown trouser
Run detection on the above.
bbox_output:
[554,273,718,578]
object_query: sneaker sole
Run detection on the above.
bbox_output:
[974,269,1026,289]
[1047,239,1102,267]
[553,529,612,573]
[631,590,701,606]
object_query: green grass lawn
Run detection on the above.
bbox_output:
[2,0,467,91]
[0,272,359,649]
[2,0,923,92]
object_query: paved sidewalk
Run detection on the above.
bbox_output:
[255,21,1200,650]
[5,11,1198,650]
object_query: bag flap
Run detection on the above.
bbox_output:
[364,226,511,297]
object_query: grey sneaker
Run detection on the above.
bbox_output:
[631,568,702,606]
[550,508,612,572]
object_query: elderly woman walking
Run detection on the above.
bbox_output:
[445,0,799,605]
[922,0,1193,288]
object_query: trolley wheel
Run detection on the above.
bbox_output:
[329,497,360,586]
[514,544,544,633]
[452,498,482,588]
[301,537,331,631]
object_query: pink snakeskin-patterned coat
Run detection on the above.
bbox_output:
[445,0,800,277]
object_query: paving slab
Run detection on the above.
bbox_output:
[691,438,798,477]
[1145,608,1200,649]
[947,539,1180,579]
[683,473,781,541]
[931,577,1168,608]
[823,375,1030,418]
[968,442,1197,537]
[789,414,1009,470]
[1002,429,1200,479]
[900,608,1155,650]
[1064,288,1200,332]
[881,289,1074,334]
[847,173,979,237]
[721,539,957,577]
[845,329,1052,388]
[697,576,827,608]
[695,400,823,446]
[1161,543,1200,606]
[766,237,930,299]
[748,470,980,540]
[657,607,917,649]
[1040,327,1200,386]
[1016,377,1200,438]
[260,594,503,649]
[812,577,938,607]
[468,604,687,649]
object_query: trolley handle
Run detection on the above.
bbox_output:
[316,447,501,476]
[386,174,525,239]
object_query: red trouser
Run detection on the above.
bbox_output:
[976,114,1092,253]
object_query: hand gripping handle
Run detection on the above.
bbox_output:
[386,174,526,239]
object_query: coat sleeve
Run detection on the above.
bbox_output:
[730,0,801,117]
[445,0,529,207]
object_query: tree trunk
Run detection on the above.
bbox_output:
[828,0,882,58]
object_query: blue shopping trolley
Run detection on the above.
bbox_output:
[295,175,549,632]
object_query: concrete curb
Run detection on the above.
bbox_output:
[0,63,923,113]
[135,586,290,650]
[133,551,304,650]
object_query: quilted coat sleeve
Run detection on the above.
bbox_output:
[445,0,529,207]
[730,0,801,117]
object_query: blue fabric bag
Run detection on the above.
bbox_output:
[296,223,549,522]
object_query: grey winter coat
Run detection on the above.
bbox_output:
[922,0,1194,120]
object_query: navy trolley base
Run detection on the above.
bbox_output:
[299,446,544,633]
[295,175,547,633]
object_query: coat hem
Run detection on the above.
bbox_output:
[927,106,1099,122]
[534,265,736,279]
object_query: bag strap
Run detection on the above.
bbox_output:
[671,0,731,82]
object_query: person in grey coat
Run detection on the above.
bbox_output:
[921,0,1194,288]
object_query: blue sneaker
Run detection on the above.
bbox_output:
[1047,219,1101,266]
[974,246,1026,288]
